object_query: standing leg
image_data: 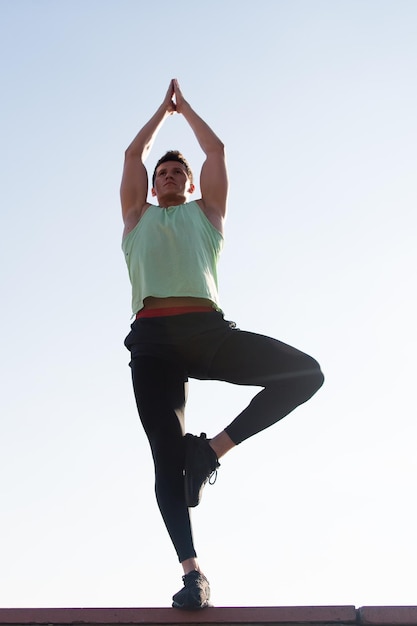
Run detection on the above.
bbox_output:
[130,355,197,563]
[130,355,212,609]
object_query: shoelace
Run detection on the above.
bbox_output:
[208,469,217,485]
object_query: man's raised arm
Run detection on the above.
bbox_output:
[120,81,176,232]
[173,80,228,230]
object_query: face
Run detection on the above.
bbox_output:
[151,161,194,204]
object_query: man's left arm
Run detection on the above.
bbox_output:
[174,80,228,232]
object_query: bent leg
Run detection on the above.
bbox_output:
[207,330,324,444]
[130,355,197,562]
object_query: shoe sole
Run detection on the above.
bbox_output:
[184,435,205,507]
[172,601,211,610]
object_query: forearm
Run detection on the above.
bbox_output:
[180,101,224,156]
[125,104,171,161]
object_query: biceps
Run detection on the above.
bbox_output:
[200,154,228,212]
[120,156,149,215]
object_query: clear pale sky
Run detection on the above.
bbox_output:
[1,0,416,610]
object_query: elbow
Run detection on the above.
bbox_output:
[124,145,138,159]
[207,138,225,155]
[125,140,151,162]
[216,137,225,153]
[124,145,144,163]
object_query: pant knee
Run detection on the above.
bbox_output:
[314,366,325,390]
[302,365,324,400]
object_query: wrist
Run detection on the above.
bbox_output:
[177,99,192,116]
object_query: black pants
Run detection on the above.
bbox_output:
[124,311,324,562]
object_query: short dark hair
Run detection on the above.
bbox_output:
[152,150,193,186]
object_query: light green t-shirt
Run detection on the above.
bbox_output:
[122,201,224,315]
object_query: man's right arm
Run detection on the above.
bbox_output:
[120,82,176,235]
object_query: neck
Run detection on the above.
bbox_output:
[156,193,188,208]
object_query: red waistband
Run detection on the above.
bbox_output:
[136,305,215,319]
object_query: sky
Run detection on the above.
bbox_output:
[1,0,416,611]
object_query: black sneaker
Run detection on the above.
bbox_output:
[172,570,211,610]
[184,433,220,507]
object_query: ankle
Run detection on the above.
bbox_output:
[209,430,235,459]
[182,557,202,575]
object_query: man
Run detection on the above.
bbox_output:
[121,79,324,609]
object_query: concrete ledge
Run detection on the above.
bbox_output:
[358,606,417,625]
[0,606,357,625]
[0,606,416,626]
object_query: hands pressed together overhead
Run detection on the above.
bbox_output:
[163,78,187,115]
